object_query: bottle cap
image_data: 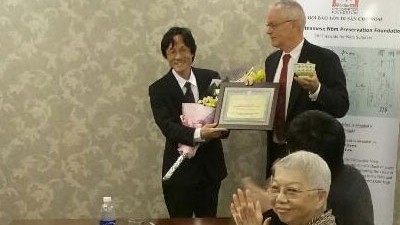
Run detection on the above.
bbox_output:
[103,196,112,202]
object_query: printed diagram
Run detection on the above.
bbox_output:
[331,47,400,117]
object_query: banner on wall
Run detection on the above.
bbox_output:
[296,1,400,225]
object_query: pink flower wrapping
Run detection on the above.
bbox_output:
[178,103,216,158]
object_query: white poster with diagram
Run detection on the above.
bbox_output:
[297,0,400,225]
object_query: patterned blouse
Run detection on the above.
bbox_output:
[263,209,336,225]
[305,210,336,225]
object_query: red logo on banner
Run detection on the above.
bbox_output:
[332,0,359,7]
[332,0,359,15]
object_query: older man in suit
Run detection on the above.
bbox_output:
[263,0,349,175]
[149,27,228,218]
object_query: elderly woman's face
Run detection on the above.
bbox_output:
[269,168,324,225]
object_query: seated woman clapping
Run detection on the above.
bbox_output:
[230,151,335,225]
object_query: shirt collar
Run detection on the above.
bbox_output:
[172,68,197,89]
[283,39,304,60]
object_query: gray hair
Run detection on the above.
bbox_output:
[272,150,331,193]
[271,0,306,29]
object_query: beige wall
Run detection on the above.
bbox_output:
[0,1,399,225]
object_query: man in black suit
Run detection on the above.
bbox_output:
[263,0,349,174]
[149,27,228,218]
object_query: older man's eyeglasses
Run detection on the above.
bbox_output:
[268,185,323,199]
[265,20,294,29]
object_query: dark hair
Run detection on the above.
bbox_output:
[160,27,197,61]
[286,110,345,171]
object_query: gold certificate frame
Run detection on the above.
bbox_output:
[214,82,278,130]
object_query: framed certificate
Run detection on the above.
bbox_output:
[214,82,278,130]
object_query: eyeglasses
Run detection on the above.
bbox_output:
[265,20,294,29]
[268,184,323,199]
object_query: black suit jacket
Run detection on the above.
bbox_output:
[265,39,349,130]
[149,67,227,186]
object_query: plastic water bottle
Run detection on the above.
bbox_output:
[99,196,116,225]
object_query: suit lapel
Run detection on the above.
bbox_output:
[165,70,186,106]
[193,68,209,99]
[297,40,311,63]
[288,79,301,119]
[287,40,313,119]
[267,52,282,82]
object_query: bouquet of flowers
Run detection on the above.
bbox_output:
[233,66,266,83]
[162,68,266,181]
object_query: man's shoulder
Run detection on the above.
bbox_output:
[266,50,282,60]
[304,40,339,58]
[333,165,370,191]
[192,67,219,76]
[330,165,374,225]
[342,164,365,177]
[149,71,173,91]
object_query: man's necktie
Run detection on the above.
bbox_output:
[183,82,195,103]
[273,54,291,142]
